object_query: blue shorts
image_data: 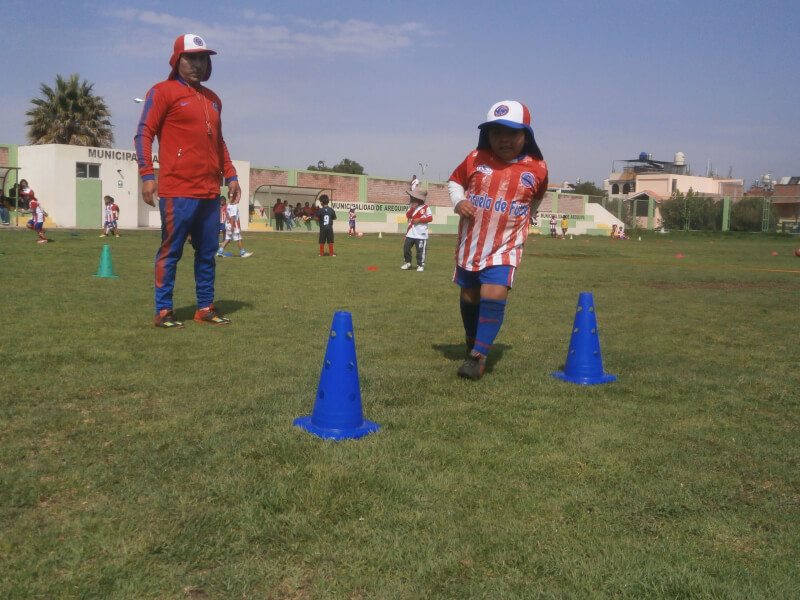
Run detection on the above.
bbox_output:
[453,265,516,289]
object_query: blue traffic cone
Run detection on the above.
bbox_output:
[294,311,380,440]
[93,244,118,278]
[552,292,616,385]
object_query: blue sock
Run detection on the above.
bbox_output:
[460,298,480,349]
[474,298,506,356]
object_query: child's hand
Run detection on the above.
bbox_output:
[454,199,475,219]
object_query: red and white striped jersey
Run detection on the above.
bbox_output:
[450,149,548,271]
[405,203,433,239]
[29,199,46,224]
[225,203,241,230]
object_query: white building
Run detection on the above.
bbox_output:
[605,152,743,200]
[16,144,249,229]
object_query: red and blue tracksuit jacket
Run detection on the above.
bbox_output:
[135,77,238,311]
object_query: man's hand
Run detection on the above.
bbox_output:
[228,180,242,205]
[454,199,476,219]
[141,180,157,207]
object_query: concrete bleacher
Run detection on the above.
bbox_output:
[6,210,57,228]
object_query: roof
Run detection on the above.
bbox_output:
[627,189,667,201]
[0,165,21,190]
[251,184,335,205]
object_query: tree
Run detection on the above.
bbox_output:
[26,74,114,147]
[331,158,364,175]
[658,189,723,231]
[729,197,778,232]
[571,181,605,198]
[658,191,685,230]
[306,158,365,175]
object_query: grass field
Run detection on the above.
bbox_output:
[2,227,799,599]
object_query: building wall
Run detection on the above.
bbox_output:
[366,177,450,207]
[250,168,290,188]
[771,183,800,222]
[298,171,361,202]
[249,167,451,210]
[14,144,249,229]
[6,142,626,235]
[635,173,744,198]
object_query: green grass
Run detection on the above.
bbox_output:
[1,228,799,599]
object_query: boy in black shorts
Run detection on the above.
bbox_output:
[316,194,337,257]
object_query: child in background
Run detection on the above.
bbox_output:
[284,201,294,230]
[100,195,120,237]
[219,196,227,244]
[401,187,432,272]
[316,194,336,256]
[217,198,253,258]
[348,205,357,236]
[111,197,120,235]
[19,181,49,243]
[448,100,549,380]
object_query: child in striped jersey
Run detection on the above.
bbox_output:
[448,100,549,380]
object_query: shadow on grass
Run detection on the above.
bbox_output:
[431,342,511,373]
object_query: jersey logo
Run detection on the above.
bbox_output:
[494,104,510,118]
[180,102,189,107]
[193,36,205,48]
[477,164,493,175]
[520,172,535,188]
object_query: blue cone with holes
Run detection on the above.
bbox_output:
[552,292,617,385]
[294,311,380,440]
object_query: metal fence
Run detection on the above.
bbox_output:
[590,195,798,233]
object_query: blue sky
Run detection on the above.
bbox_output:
[3,0,798,188]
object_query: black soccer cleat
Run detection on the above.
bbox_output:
[457,350,486,381]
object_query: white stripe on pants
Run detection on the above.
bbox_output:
[404,237,427,267]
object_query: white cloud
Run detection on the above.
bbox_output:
[103,9,435,59]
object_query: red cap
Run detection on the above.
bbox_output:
[168,34,216,81]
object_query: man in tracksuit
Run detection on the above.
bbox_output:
[135,33,240,328]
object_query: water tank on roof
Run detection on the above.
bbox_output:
[674,152,685,166]
[639,152,648,161]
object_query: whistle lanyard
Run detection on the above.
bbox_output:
[195,90,212,135]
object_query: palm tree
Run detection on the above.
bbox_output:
[25,74,114,147]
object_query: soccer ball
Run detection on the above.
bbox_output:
[794,248,800,257]
[357,232,363,237]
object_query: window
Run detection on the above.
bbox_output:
[612,184,619,194]
[76,162,100,178]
